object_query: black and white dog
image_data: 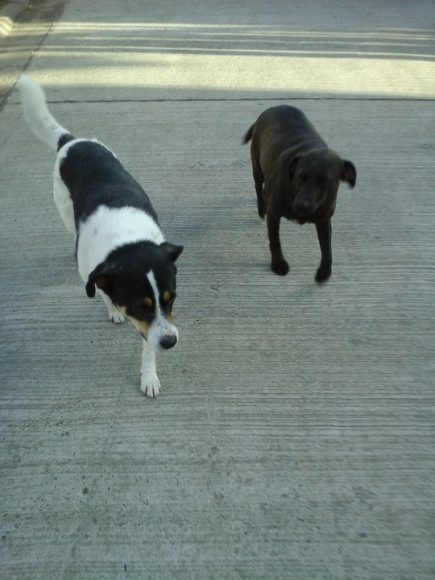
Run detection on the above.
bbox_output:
[17,75,183,398]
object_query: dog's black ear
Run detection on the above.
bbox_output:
[160,242,183,263]
[288,154,302,179]
[341,160,357,188]
[85,261,117,298]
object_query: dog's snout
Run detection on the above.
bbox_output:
[160,335,177,350]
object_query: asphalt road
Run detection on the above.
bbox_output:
[1,0,434,578]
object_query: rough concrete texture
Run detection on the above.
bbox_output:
[1,0,435,578]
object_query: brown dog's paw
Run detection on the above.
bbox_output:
[271,259,289,276]
[315,265,332,283]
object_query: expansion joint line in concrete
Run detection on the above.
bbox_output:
[11,96,435,106]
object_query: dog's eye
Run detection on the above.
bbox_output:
[162,290,176,310]
[138,299,153,313]
[164,294,176,310]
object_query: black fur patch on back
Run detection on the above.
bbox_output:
[59,140,159,227]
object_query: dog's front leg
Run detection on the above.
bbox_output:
[140,340,161,398]
[267,213,289,275]
[97,290,125,324]
[315,220,332,282]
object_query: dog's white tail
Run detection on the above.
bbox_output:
[17,74,73,151]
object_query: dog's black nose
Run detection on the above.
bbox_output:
[160,335,177,350]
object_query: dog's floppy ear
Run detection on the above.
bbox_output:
[85,261,117,298]
[288,154,302,179]
[160,242,183,263]
[341,160,357,188]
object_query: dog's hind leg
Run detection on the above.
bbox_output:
[53,154,76,235]
[53,175,75,234]
[252,160,267,219]
[255,183,267,220]
[97,290,125,324]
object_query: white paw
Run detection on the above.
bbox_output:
[109,309,125,324]
[140,374,161,398]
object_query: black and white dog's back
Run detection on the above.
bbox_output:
[18,75,183,398]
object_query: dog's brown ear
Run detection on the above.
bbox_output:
[160,242,183,263]
[341,160,357,188]
[85,261,117,298]
[288,154,302,179]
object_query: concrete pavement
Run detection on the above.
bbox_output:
[1,0,434,578]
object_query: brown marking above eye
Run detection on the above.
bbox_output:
[162,291,171,303]
[144,297,153,308]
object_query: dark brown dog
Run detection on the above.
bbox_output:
[243,105,356,282]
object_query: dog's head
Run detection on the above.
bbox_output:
[85,241,183,351]
[289,149,356,219]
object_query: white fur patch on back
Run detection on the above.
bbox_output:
[77,206,164,282]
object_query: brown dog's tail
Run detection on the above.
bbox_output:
[242,124,254,144]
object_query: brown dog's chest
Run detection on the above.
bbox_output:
[280,199,305,223]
